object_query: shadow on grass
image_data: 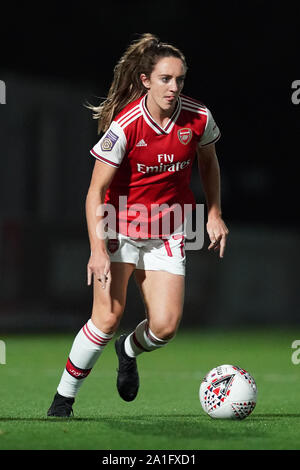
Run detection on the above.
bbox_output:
[1,413,299,422]
[0,413,289,439]
[0,414,198,424]
[250,414,300,419]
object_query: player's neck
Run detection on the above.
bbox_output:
[145,94,177,128]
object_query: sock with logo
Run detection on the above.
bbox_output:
[124,319,170,358]
[57,319,114,398]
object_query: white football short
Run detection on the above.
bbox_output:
[105,231,186,276]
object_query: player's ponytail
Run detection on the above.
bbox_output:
[87,33,187,134]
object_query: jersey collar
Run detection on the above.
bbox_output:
[140,95,182,135]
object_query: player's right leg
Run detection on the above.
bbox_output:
[47,262,135,417]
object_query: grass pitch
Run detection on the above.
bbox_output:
[0,328,300,450]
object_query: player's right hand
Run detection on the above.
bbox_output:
[87,250,111,289]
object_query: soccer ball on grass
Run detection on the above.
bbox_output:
[199,364,257,419]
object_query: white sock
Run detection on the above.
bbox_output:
[124,319,170,358]
[57,319,114,398]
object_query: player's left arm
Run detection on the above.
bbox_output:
[197,143,229,258]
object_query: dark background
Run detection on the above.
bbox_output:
[0,1,299,332]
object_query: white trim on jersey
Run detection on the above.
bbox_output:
[181,96,208,116]
[141,95,182,135]
[198,108,221,147]
[116,104,142,129]
[90,148,120,167]
[200,133,221,147]
[116,104,140,124]
[180,95,206,109]
[181,105,208,116]
[120,110,143,130]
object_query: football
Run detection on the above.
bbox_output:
[199,364,257,419]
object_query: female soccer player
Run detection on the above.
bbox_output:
[47,33,229,417]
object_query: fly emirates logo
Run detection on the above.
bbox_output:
[137,154,191,174]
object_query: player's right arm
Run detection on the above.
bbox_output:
[86,159,118,288]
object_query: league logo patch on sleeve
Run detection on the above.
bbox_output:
[101,129,119,151]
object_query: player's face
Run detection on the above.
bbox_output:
[141,57,186,116]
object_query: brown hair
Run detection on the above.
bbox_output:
[88,33,187,134]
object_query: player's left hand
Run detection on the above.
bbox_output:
[207,215,229,258]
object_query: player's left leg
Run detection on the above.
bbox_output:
[114,231,186,401]
[129,269,185,348]
[115,269,185,401]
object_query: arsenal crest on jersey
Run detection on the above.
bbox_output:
[177,128,193,145]
[107,238,120,254]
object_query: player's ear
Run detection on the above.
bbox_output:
[140,73,150,90]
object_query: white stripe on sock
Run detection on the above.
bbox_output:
[125,319,169,358]
[57,318,114,398]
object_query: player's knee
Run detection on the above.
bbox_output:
[151,321,178,341]
[103,314,121,334]
[150,310,182,341]
[91,310,123,334]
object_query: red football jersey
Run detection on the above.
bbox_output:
[90,94,220,238]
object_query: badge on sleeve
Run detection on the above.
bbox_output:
[101,130,119,151]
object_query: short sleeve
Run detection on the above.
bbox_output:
[90,121,127,168]
[198,108,221,147]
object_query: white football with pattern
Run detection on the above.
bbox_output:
[199,364,257,419]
